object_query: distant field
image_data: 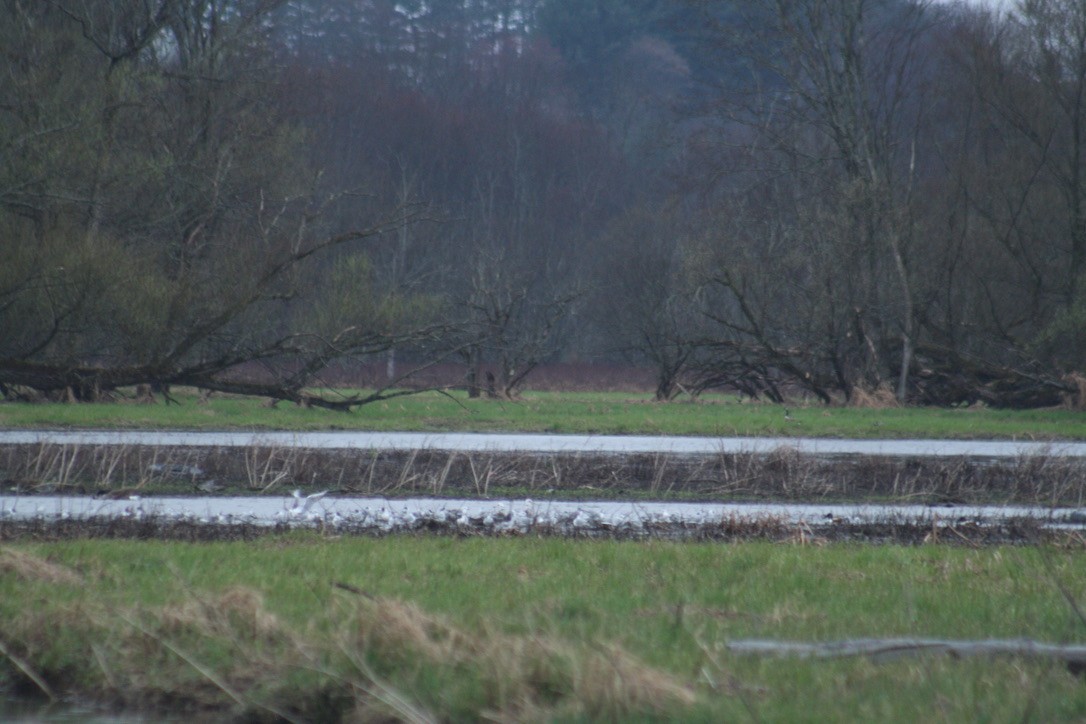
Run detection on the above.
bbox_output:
[1,388,1085,439]
[1,536,1084,721]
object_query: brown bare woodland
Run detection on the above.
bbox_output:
[2,0,1085,407]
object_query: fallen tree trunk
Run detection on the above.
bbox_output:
[905,345,1074,409]
[727,638,1086,671]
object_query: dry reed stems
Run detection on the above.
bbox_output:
[3,443,1086,506]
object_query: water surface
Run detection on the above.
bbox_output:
[2,430,1084,458]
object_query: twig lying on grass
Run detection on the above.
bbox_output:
[727,638,1086,669]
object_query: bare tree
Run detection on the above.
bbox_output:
[688,0,935,402]
[960,0,1086,370]
[591,205,711,401]
[0,1,445,407]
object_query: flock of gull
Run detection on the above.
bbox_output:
[0,490,729,536]
[2,488,1084,539]
[272,492,633,534]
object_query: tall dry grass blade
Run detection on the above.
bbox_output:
[55,444,79,488]
[121,613,302,724]
[91,642,119,691]
[1039,549,1086,631]
[395,449,420,493]
[434,452,456,495]
[363,451,380,494]
[97,444,128,489]
[334,640,438,724]
[686,624,762,715]
[650,453,668,495]
[0,637,56,701]
[576,643,699,714]
[468,456,482,495]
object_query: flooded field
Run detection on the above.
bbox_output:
[3,431,1085,544]
[5,441,1086,506]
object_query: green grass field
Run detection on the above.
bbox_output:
[3,390,1086,720]
[2,537,1085,721]
[2,388,1085,439]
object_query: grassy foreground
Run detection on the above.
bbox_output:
[2,388,1085,439]
[1,536,1085,721]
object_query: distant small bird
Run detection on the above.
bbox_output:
[784,408,794,421]
[196,480,222,493]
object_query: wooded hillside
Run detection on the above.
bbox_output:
[2,0,1082,408]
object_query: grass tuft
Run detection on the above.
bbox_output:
[848,383,901,409]
[157,586,285,645]
[0,547,83,586]
[2,537,1086,721]
[355,596,697,719]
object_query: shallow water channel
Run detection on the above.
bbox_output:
[3,430,1086,458]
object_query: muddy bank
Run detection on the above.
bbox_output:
[0,513,1076,546]
[3,443,1086,506]
[1,488,1081,546]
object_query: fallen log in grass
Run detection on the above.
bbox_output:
[728,638,1086,673]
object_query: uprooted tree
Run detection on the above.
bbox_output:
[0,0,445,408]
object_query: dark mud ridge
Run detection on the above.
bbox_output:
[4,443,1086,506]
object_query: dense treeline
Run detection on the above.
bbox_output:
[1,0,1083,408]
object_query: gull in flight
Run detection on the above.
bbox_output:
[288,489,328,518]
